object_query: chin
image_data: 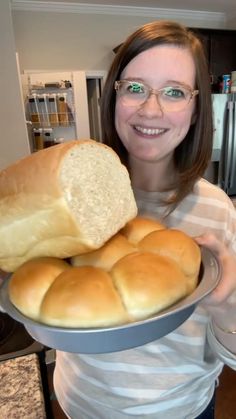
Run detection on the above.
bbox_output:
[132,149,162,162]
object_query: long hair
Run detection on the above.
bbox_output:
[101,20,213,208]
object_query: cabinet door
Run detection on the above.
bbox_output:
[191,29,211,66]
[210,32,236,77]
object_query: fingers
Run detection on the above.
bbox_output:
[195,233,236,305]
[202,278,233,306]
[195,233,226,258]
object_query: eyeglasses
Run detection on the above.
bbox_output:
[114,80,199,112]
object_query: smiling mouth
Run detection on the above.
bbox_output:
[134,125,167,135]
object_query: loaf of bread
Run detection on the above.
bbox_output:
[0,139,137,272]
[9,217,201,328]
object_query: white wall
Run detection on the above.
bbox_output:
[12,11,159,73]
[0,1,30,170]
[1,4,235,169]
[12,8,235,74]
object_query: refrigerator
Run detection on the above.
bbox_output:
[21,70,106,152]
[207,93,236,197]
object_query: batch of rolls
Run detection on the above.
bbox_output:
[0,140,201,329]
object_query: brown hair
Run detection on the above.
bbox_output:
[101,20,213,208]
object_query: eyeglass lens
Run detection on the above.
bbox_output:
[116,81,195,111]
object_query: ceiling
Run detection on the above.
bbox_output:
[12,0,236,15]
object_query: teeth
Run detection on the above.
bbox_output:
[135,126,165,135]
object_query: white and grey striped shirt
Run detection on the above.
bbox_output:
[54,179,236,419]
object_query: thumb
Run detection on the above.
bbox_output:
[195,233,225,258]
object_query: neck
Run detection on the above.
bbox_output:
[129,155,176,192]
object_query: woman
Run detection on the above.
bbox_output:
[54,21,236,418]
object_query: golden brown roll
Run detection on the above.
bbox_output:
[40,267,130,327]
[9,257,70,320]
[120,216,165,244]
[8,217,201,328]
[71,233,136,271]
[110,252,188,320]
[139,229,201,292]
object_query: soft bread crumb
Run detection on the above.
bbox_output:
[60,142,137,247]
[0,140,137,272]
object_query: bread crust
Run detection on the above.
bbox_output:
[0,140,115,197]
[0,140,137,272]
[71,233,136,271]
[8,217,201,328]
[121,216,165,244]
[139,229,201,292]
[111,252,188,319]
[9,257,70,319]
[40,266,129,327]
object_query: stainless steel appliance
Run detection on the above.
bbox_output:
[208,93,236,196]
[218,93,236,195]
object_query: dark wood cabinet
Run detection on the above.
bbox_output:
[114,27,236,90]
[191,28,236,82]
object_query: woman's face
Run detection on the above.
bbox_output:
[115,45,197,164]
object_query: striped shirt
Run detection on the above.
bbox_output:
[54,178,236,419]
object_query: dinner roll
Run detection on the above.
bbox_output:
[9,257,70,320]
[110,252,188,319]
[120,216,165,244]
[8,217,201,328]
[139,229,201,292]
[71,233,136,271]
[40,267,129,328]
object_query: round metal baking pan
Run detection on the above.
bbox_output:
[0,247,221,354]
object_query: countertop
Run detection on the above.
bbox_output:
[0,353,46,418]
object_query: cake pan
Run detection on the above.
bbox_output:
[0,247,221,354]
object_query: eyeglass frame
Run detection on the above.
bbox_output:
[114,80,199,111]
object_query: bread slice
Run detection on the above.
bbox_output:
[0,140,137,272]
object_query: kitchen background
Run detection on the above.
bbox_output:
[1,0,236,171]
[1,1,236,418]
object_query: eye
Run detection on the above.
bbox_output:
[162,87,187,99]
[127,82,145,94]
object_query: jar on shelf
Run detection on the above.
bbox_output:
[57,93,69,126]
[33,129,44,151]
[37,94,49,127]
[43,129,55,148]
[28,94,40,126]
[47,94,59,126]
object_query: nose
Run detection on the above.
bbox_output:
[138,92,164,117]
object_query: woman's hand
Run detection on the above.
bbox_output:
[195,233,236,353]
[196,233,236,305]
